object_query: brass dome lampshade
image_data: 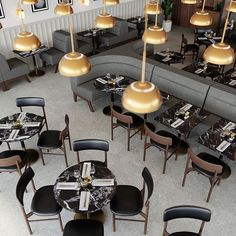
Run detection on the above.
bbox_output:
[103,0,119,5]
[122,41,162,114]
[95,12,116,28]
[22,0,37,4]
[226,0,236,13]
[59,5,91,77]
[203,0,235,65]
[181,0,197,4]
[190,0,212,26]
[143,4,167,44]
[14,4,41,51]
[54,2,73,15]
[144,1,161,14]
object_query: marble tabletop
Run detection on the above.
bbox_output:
[0,112,43,142]
[198,119,236,161]
[54,162,117,213]
[155,101,209,138]
[150,50,184,65]
[214,69,236,89]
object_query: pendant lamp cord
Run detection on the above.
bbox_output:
[221,0,232,43]
[68,5,75,52]
[155,1,159,27]
[201,0,206,11]
[141,13,148,83]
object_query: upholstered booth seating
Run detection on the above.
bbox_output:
[70,55,154,112]
[40,30,72,73]
[98,18,137,47]
[0,53,30,91]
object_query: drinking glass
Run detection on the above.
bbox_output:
[74,169,80,179]
[90,164,95,176]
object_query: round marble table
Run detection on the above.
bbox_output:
[54,162,117,214]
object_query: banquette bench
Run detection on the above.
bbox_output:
[70,54,236,123]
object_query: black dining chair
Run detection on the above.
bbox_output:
[37,114,72,167]
[182,148,227,202]
[73,139,109,167]
[163,205,211,235]
[180,34,199,62]
[143,124,181,174]
[16,97,48,130]
[110,167,153,235]
[16,167,63,235]
[63,219,104,236]
[111,106,144,151]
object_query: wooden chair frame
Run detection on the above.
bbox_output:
[111,106,143,151]
[38,115,72,167]
[0,155,23,176]
[143,125,178,174]
[182,148,223,202]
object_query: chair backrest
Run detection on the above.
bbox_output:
[16,97,48,129]
[53,30,72,53]
[188,149,223,175]
[163,205,211,236]
[109,18,128,36]
[111,106,133,124]
[144,124,172,148]
[0,155,21,169]
[181,34,188,46]
[73,139,109,165]
[163,205,211,222]
[16,167,35,206]
[60,114,70,140]
[142,167,154,202]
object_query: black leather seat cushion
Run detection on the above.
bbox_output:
[0,150,28,170]
[31,185,62,215]
[169,232,199,236]
[110,185,143,215]
[150,130,181,151]
[192,152,226,177]
[37,130,62,148]
[117,112,144,129]
[63,219,104,236]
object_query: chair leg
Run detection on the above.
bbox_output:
[63,144,69,168]
[87,101,94,112]
[112,213,116,232]
[162,151,168,174]
[175,152,178,161]
[55,63,59,73]
[73,93,78,102]
[38,148,45,166]
[68,134,72,151]
[144,213,149,235]
[182,170,188,187]
[206,180,217,202]
[21,207,33,235]
[58,212,64,232]
[127,129,130,151]
[7,142,11,150]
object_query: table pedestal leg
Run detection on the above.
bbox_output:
[103,93,122,116]
[144,114,155,132]
[29,54,45,77]
[74,210,105,223]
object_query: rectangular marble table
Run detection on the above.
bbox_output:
[214,69,236,89]
[155,101,210,138]
[198,119,236,161]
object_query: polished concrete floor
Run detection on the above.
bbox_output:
[0,26,235,236]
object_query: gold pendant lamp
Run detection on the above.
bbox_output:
[59,5,91,77]
[22,0,37,4]
[122,11,163,114]
[143,4,167,44]
[190,0,212,26]
[144,1,161,14]
[203,0,235,65]
[14,3,41,51]
[95,2,116,29]
[226,0,236,13]
[181,0,197,4]
[54,1,74,15]
[103,0,119,6]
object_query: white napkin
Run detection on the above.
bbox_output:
[213,36,221,40]
[157,52,167,56]
[17,112,26,122]
[229,80,236,86]
[16,135,30,140]
[216,141,231,152]
[92,179,114,186]
[96,78,107,84]
[79,191,90,211]
[210,39,215,43]
[198,37,207,40]
[84,33,92,36]
[231,71,236,77]
[0,124,12,129]
[162,57,171,62]
[223,122,235,131]
[6,129,19,141]
[115,76,124,83]
[82,162,91,178]
[23,122,40,127]
[195,68,204,74]
[171,119,184,128]
[56,182,79,190]
[180,103,193,112]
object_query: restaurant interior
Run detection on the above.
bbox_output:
[0,0,235,235]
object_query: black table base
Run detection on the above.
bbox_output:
[74,210,105,223]
[26,149,40,165]
[103,105,122,116]
[29,69,45,77]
